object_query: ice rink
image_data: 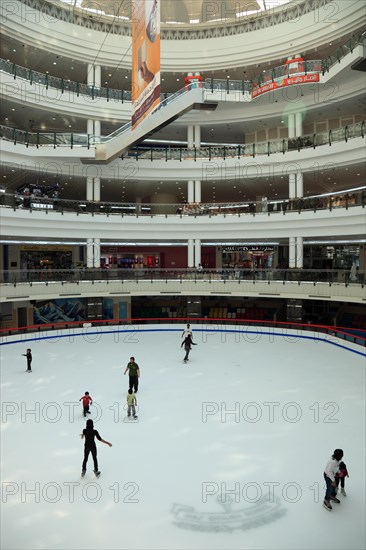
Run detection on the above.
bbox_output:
[1,324,365,550]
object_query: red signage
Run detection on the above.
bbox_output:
[252,73,320,99]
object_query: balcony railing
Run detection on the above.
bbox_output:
[1,268,364,286]
[1,188,365,217]
[1,29,364,101]
[1,120,364,156]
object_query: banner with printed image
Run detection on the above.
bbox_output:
[132,0,161,129]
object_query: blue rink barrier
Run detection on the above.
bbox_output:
[1,326,365,358]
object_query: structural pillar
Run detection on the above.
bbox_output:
[194,238,201,267]
[93,177,101,202]
[289,173,296,200]
[188,180,194,203]
[288,113,295,139]
[296,237,303,268]
[93,238,101,268]
[86,177,93,201]
[295,112,303,137]
[289,237,296,268]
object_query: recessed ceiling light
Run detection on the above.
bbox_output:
[70,66,74,69]
[53,62,57,65]
[11,108,15,111]
[13,49,16,52]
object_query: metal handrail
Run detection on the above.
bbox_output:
[1,188,364,217]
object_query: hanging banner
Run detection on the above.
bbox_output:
[252,73,320,99]
[132,0,161,129]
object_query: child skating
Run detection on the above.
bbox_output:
[22,349,32,372]
[80,419,112,478]
[126,388,138,420]
[79,391,93,417]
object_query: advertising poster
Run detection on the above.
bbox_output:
[33,299,86,324]
[132,0,161,128]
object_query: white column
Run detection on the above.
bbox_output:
[94,120,101,143]
[86,176,93,201]
[136,197,141,214]
[295,112,303,137]
[94,65,101,87]
[187,125,194,148]
[86,238,94,268]
[188,180,194,203]
[194,125,201,148]
[288,113,295,139]
[93,177,101,202]
[188,239,194,267]
[296,237,303,268]
[289,237,296,268]
[194,180,201,203]
[87,64,94,86]
[87,119,93,136]
[296,172,304,198]
[93,238,101,268]
[194,239,201,267]
[289,173,296,199]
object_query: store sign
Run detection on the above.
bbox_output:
[132,0,161,129]
[222,246,274,252]
[20,245,72,252]
[252,73,320,99]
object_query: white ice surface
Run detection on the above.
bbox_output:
[0,325,365,550]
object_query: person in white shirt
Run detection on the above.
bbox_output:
[181,323,193,341]
[323,449,343,511]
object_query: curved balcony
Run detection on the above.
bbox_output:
[1,268,365,306]
[1,188,365,217]
[1,121,364,159]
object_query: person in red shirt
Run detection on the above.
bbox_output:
[79,391,92,417]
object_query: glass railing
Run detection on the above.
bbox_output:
[0,125,90,148]
[123,121,365,160]
[97,84,203,143]
[0,267,364,286]
[1,189,364,218]
[1,30,364,104]
[1,120,364,154]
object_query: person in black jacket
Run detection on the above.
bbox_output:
[80,419,112,477]
[22,348,32,372]
[181,333,196,363]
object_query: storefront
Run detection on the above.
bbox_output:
[221,245,276,270]
[20,245,73,270]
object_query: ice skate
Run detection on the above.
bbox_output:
[133,415,138,419]
[330,496,340,504]
[94,470,101,478]
[323,500,332,511]
[81,470,86,477]
[340,488,346,496]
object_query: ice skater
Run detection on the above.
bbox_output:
[127,388,138,419]
[80,419,112,478]
[79,391,93,417]
[323,448,344,511]
[335,460,349,496]
[181,323,193,341]
[22,348,32,372]
[181,332,196,363]
[124,357,140,393]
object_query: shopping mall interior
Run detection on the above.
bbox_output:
[0,1,365,549]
